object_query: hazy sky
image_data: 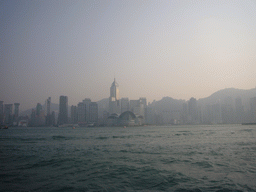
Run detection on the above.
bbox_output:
[1,0,256,111]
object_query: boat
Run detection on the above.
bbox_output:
[242,123,256,125]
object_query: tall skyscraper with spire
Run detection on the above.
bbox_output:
[109,78,120,114]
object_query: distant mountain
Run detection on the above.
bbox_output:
[198,88,256,110]
[148,97,185,112]
[146,88,256,113]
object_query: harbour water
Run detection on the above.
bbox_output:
[1,125,256,191]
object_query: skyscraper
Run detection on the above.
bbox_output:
[89,102,98,123]
[36,103,43,116]
[59,96,68,125]
[77,102,86,123]
[83,98,91,122]
[0,101,3,115]
[235,97,244,123]
[46,97,51,116]
[109,78,120,114]
[14,103,20,122]
[188,97,198,124]
[250,97,256,123]
[121,98,129,113]
[71,105,78,124]
[0,101,4,125]
[4,104,13,125]
[45,97,52,126]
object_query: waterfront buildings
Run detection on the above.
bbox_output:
[121,98,129,113]
[45,97,53,126]
[109,78,120,114]
[71,105,77,124]
[89,102,98,123]
[106,79,148,126]
[4,104,13,125]
[14,103,20,119]
[0,101,4,125]
[250,97,256,123]
[77,102,86,123]
[58,96,68,125]
[73,99,98,126]
[36,103,43,116]
[83,98,91,122]
[188,97,198,124]
[77,98,91,123]
[46,97,51,116]
[4,79,256,127]
[13,103,20,125]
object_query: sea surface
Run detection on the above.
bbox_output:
[0,125,256,192]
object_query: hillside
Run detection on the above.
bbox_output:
[198,88,256,110]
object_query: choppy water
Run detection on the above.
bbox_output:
[0,125,256,191]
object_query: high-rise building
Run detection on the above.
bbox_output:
[77,102,86,123]
[0,101,4,125]
[14,103,20,123]
[181,102,188,124]
[235,97,244,123]
[145,106,155,124]
[121,98,129,113]
[139,97,147,108]
[139,97,147,120]
[83,98,91,122]
[129,100,140,113]
[250,97,256,123]
[109,78,120,114]
[188,97,198,124]
[45,97,52,126]
[89,102,98,123]
[30,109,36,126]
[130,99,145,117]
[4,104,13,125]
[51,111,56,125]
[46,97,51,115]
[221,96,234,124]
[212,102,222,124]
[0,101,3,115]
[36,103,43,116]
[59,96,68,125]
[71,105,78,124]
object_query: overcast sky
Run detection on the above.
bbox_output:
[1,0,256,111]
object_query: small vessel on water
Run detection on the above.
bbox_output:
[242,123,256,125]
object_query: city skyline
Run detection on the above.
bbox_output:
[1,1,256,111]
[1,85,256,126]
[1,75,256,126]
[1,82,256,113]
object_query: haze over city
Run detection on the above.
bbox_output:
[1,0,256,111]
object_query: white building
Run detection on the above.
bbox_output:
[109,78,120,114]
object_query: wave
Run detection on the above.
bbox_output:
[52,136,73,140]
[96,136,109,140]
[192,161,213,168]
[0,137,47,143]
